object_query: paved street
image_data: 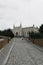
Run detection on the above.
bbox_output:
[6,38,43,65]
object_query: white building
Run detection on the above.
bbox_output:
[12,24,39,37]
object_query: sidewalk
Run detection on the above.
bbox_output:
[0,38,14,65]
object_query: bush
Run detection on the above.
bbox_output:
[29,24,43,39]
[39,24,43,33]
[29,32,43,39]
[0,29,14,39]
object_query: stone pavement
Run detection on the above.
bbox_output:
[6,38,43,65]
[0,39,14,65]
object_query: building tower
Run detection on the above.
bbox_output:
[20,23,22,28]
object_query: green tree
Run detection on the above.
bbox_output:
[4,29,14,38]
[0,29,14,38]
[39,24,43,33]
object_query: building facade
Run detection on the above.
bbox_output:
[12,24,39,37]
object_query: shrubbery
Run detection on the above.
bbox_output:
[0,29,14,38]
[29,24,43,39]
[39,24,43,33]
[29,32,43,39]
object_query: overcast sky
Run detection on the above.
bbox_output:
[0,0,43,30]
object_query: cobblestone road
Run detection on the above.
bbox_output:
[6,38,43,65]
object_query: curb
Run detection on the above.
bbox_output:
[3,42,14,65]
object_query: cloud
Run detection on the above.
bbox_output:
[0,0,43,30]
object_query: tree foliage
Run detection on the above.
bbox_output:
[29,24,43,39]
[39,24,43,33]
[0,29,14,38]
[29,32,43,39]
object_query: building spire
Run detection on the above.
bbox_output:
[13,24,15,28]
[20,22,22,28]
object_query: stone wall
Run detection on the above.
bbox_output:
[0,37,9,49]
[30,39,43,47]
